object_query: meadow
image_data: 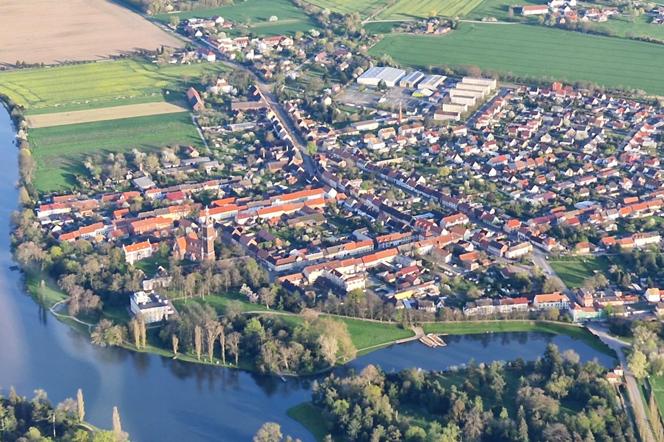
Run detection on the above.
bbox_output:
[154,0,317,35]
[377,0,484,20]
[29,112,202,192]
[549,256,610,288]
[0,59,226,114]
[300,0,385,16]
[370,23,664,95]
[465,0,545,20]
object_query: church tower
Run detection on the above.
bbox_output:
[201,208,216,261]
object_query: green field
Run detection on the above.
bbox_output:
[155,0,317,35]
[370,23,664,95]
[338,317,413,350]
[650,376,664,417]
[377,0,484,20]
[422,320,616,356]
[465,0,545,19]
[585,14,664,42]
[301,0,385,16]
[0,59,225,114]
[549,256,610,288]
[29,112,202,192]
[287,403,330,442]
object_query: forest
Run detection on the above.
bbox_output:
[312,344,634,441]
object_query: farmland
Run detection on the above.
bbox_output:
[0,59,226,114]
[370,24,664,95]
[29,113,202,192]
[300,0,384,16]
[377,0,484,20]
[0,0,181,66]
[154,0,317,35]
[26,102,189,128]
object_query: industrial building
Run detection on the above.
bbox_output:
[357,66,406,87]
[399,71,425,88]
[419,74,446,90]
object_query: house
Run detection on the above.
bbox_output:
[522,5,549,15]
[504,242,532,259]
[533,293,570,310]
[130,291,176,324]
[571,303,604,322]
[187,87,205,112]
[644,288,663,303]
[123,240,154,265]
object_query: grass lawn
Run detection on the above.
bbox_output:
[336,317,413,350]
[422,320,615,356]
[370,23,664,95]
[582,14,664,42]
[549,256,610,288]
[0,59,226,114]
[25,269,68,309]
[377,0,484,20]
[287,403,330,442]
[29,112,202,192]
[649,376,664,417]
[465,0,545,20]
[134,255,170,276]
[173,292,268,315]
[154,0,317,35]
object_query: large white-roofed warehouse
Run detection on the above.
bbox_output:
[357,66,406,87]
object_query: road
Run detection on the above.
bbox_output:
[587,324,656,442]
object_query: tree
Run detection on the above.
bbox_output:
[205,320,220,362]
[76,389,85,423]
[91,320,125,347]
[253,422,282,442]
[219,324,227,365]
[112,406,126,441]
[227,332,241,366]
[194,325,203,360]
[542,277,565,293]
[258,286,277,309]
[629,349,648,379]
[171,334,179,358]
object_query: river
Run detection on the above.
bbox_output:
[0,107,614,441]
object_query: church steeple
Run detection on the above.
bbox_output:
[201,208,216,261]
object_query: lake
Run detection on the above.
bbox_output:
[0,106,614,441]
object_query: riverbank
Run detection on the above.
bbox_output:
[422,320,616,357]
[22,268,617,376]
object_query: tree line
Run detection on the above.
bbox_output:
[312,344,634,441]
[0,387,127,442]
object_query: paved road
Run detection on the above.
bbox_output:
[587,325,656,442]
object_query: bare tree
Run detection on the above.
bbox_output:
[171,334,179,358]
[194,325,203,360]
[205,320,220,361]
[76,389,85,422]
[219,325,226,365]
[227,332,241,366]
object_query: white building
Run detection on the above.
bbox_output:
[399,71,425,88]
[357,66,406,87]
[533,293,570,310]
[130,291,176,324]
